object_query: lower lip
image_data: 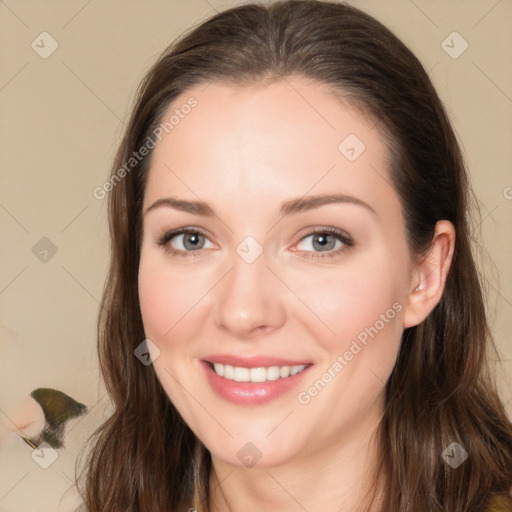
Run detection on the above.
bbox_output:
[201,360,313,406]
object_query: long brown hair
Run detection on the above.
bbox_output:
[74,1,512,510]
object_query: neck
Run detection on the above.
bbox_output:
[207,396,388,512]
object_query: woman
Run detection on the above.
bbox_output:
[75,1,512,510]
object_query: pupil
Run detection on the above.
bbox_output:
[185,233,201,249]
[314,234,334,251]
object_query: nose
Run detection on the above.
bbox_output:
[213,246,286,339]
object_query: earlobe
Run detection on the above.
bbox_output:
[402,220,456,329]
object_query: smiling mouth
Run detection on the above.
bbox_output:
[205,361,312,383]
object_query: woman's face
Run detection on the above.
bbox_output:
[138,76,416,468]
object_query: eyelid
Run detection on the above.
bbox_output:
[157,225,354,259]
[290,226,354,259]
[157,226,214,253]
[293,225,353,245]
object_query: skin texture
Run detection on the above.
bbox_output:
[138,76,455,512]
[0,396,45,446]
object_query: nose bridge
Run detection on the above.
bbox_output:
[213,241,285,337]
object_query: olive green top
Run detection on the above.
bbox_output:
[192,492,512,511]
[486,494,512,512]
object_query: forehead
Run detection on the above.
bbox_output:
[143,77,399,224]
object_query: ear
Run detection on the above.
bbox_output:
[402,220,456,329]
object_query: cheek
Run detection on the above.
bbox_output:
[289,260,404,431]
[138,260,172,340]
[138,249,211,341]
[286,253,407,406]
[290,252,405,349]
[137,252,206,413]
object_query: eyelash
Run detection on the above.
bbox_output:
[156,226,354,260]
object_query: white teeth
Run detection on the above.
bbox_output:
[210,362,308,382]
[266,366,281,381]
[279,366,290,378]
[224,365,234,380]
[250,367,267,382]
[213,363,224,377]
[233,367,250,382]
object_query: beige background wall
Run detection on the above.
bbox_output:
[0,0,511,510]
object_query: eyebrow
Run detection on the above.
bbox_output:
[143,193,378,218]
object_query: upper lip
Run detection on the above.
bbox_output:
[203,354,312,368]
